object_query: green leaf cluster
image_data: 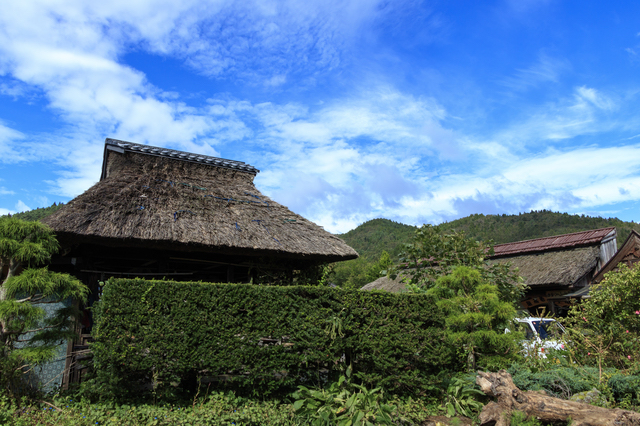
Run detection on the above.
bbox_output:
[292,367,395,426]
[91,279,454,400]
[443,375,485,418]
[563,263,640,375]
[331,251,393,290]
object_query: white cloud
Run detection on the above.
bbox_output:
[390,144,640,226]
[15,200,30,213]
[0,0,392,201]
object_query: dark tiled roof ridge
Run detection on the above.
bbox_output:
[105,138,259,175]
[492,227,616,258]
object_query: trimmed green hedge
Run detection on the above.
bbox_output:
[91,279,453,399]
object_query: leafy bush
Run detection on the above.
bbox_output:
[91,278,453,401]
[443,375,485,418]
[564,263,640,374]
[510,410,542,426]
[292,367,395,425]
[394,224,525,306]
[0,217,88,396]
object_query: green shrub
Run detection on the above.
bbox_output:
[608,373,640,405]
[91,278,454,400]
[508,365,600,399]
[564,263,640,373]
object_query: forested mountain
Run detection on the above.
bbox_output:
[336,218,417,260]
[339,210,640,257]
[438,210,640,250]
[334,211,640,288]
[2,203,65,222]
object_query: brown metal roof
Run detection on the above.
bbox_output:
[492,227,616,258]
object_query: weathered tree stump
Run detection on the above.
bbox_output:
[475,370,640,426]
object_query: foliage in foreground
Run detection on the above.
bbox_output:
[0,389,446,426]
[0,217,88,395]
[429,266,524,371]
[508,363,640,411]
[0,391,296,426]
[443,375,485,418]
[292,367,395,425]
[564,263,640,376]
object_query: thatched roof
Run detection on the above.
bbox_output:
[43,139,358,262]
[488,246,600,287]
[360,275,407,293]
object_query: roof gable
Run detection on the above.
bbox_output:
[592,230,640,283]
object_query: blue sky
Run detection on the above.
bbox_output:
[1,0,640,233]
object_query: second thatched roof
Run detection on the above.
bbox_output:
[360,275,407,293]
[43,139,358,262]
[488,246,600,287]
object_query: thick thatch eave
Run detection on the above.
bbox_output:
[488,246,600,287]
[43,143,358,262]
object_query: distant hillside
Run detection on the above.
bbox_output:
[439,210,640,249]
[337,218,417,260]
[338,211,640,260]
[2,203,65,222]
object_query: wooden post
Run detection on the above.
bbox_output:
[227,265,234,283]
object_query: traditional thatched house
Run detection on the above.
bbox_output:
[43,138,358,386]
[488,228,617,315]
[45,139,357,280]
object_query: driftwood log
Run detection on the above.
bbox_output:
[475,370,640,426]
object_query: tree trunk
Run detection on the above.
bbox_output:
[475,370,640,426]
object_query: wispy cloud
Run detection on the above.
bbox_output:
[493,86,618,146]
[501,53,570,92]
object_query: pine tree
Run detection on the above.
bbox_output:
[428,266,523,371]
[0,217,88,394]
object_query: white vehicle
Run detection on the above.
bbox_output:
[511,317,567,357]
